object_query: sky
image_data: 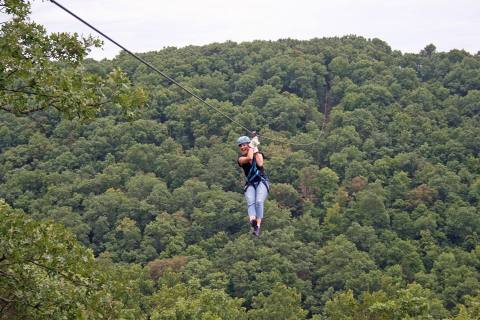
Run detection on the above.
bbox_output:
[18,0,480,60]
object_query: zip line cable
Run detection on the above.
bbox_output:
[48,0,252,134]
[48,0,327,146]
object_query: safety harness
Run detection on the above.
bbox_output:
[244,157,269,193]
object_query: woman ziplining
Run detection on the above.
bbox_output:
[237,134,269,237]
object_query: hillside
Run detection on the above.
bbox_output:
[1,9,480,318]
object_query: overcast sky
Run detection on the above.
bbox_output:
[22,0,480,60]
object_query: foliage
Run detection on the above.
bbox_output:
[1,4,480,317]
[0,200,151,319]
[0,0,146,118]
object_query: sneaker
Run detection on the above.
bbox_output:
[250,219,257,235]
[254,226,261,237]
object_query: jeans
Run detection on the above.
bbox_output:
[244,181,269,219]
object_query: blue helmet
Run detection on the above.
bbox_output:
[237,136,251,146]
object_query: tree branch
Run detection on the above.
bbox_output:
[0,294,17,317]
[0,293,43,315]
[0,87,59,99]
[4,68,19,79]
[0,103,47,115]
[0,296,15,304]
[87,99,112,108]
[18,106,48,115]
[0,269,22,283]
[26,260,97,290]
[0,104,13,112]
[0,86,110,115]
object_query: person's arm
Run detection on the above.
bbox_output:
[254,151,264,167]
[250,136,263,166]
[238,146,254,165]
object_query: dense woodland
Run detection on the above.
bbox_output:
[1,1,480,319]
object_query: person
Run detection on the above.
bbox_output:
[237,134,269,237]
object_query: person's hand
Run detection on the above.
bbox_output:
[250,136,260,148]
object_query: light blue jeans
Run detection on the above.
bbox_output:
[244,181,269,219]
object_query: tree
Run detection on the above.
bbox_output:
[315,167,340,208]
[141,212,189,259]
[270,183,302,215]
[146,182,172,212]
[0,199,146,319]
[107,217,143,262]
[126,172,165,199]
[0,0,146,118]
[387,171,411,202]
[2,33,480,318]
[416,163,462,201]
[190,186,244,239]
[150,283,246,320]
[83,188,154,255]
[469,177,480,203]
[323,283,447,320]
[247,284,308,320]
[431,252,480,308]
[421,44,436,57]
[329,56,350,78]
[445,205,480,246]
[124,143,162,172]
[406,184,438,208]
[199,144,239,190]
[314,235,377,303]
[354,189,389,228]
[345,222,377,251]
[454,295,480,320]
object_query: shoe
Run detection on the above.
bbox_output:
[250,219,257,235]
[254,226,260,237]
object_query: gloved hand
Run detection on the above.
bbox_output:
[250,136,260,148]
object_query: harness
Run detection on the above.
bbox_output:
[244,157,269,193]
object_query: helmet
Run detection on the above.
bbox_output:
[237,136,251,146]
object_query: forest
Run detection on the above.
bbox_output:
[1,0,480,319]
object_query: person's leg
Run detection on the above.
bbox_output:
[244,185,257,227]
[254,181,269,230]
